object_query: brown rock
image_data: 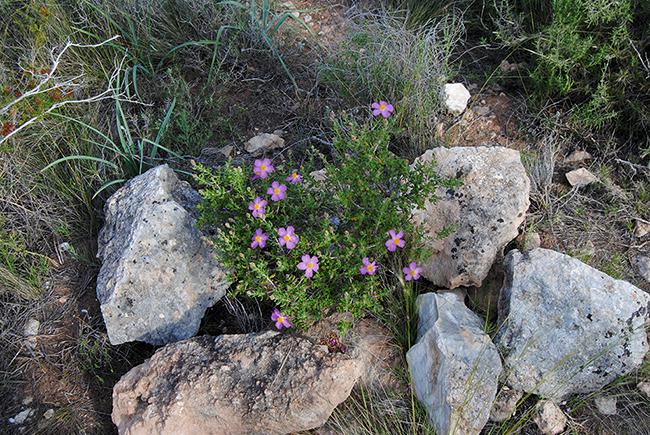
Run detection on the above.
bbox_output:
[634,219,650,238]
[112,331,361,435]
[490,387,523,422]
[534,400,566,435]
[245,132,285,155]
[563,150,592,165]
[565,168,598,187]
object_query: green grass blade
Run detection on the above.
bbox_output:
[92,178,126,199]
[41,155,119,172]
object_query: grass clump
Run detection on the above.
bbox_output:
[195,115,449,328]
[321,11,464,151]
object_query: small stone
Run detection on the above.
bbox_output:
[303,14,312,23]
[534,401,566,435]
[634,219,650,238]
[638,381,650,398]
[22,397,33,405]
[490,387,523,422]
[43,409,55,420]
[244,132,285,155]
[443,83,471,115]
[23,319,40,337]
[633,255,650,282]
[564,150,592,164]
[9,409,33,425]
[594,396,617,415]
[219,145,234,158]
[566,168,598,187]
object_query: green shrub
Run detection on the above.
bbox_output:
[195,115,450,329]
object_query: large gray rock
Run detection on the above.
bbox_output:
[97,165,228,345]
[413,146,530,288]
[496,248,650,401]
[112,331,362,435]
[406,292,503,435]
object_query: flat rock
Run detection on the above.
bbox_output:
[566,168,598,187]
[534,400,566,435]
[97,165,228,345]
[564,150,592,164]
[406,291,502,435]
[496,248,650,401]
[112,331,361,435]
[443,83,471,115]
[413,146,530,288]
[245,132,285,155]
[634,219,650,238]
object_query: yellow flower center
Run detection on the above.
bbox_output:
[393,238,400,244]
[283,234,291,241]
[380,104,386,111]
[292,173,298,178]
[307,262,313,268]
[273,188,280,194]
[366,264,374,271]
[260,164,266,171]
[254,203,260,209]
[411,269,417,276]
[277,316,284,323]
[255,236,261,242]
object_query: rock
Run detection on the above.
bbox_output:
[413,146,530,288]
[566,168,598,187]
[634,219,650,238]
[633,255,650,282]
[309,168,327,182]
[496,248,650,401]
[43,409,55,420]
[112,331,361,435]
[219,145,234,158]
[443,83,471,115]
[307,313,403,391]
[490,387,523,422]
[564,150,592,164]
[594,396,617,415]
[534,400,566,435]
[9,408,33,425]
[245,132,285,155]
[23,319,39,337]
[406,291,502,435]
[638,381,650,398]
[96,165,228,345]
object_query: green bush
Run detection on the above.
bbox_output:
[195,116,450,329]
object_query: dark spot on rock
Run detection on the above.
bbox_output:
[587,313,593,321]
[491,226,497,231]
[497,218,504,223]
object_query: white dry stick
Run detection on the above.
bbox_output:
[0,35,136,146]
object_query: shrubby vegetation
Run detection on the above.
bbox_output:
[196,116,452,328]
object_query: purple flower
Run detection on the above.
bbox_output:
[267,181,287,202]
[297,254,319,278]
[271,308,292,330]
[403,261,423,281]
[286,170,303,184]
[278,226,299,250]
[248,197,267,218]
[360,257,378,275]
[251,228,268,249]
[253,158,274,179]
[371,101,395,118]
[385,229,405,252]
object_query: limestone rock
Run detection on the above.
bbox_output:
[245,132,285,155]
[490,387,523,422]
[566,168,598,187]
[496,248,650,401]
[23,318,40,337]
[594,396,617,415]
[413,146,530,288]
[406,291,502,435]
[564,150,592,164]
[97,165,228,345]
[112,331,361,435]
[638,381,650,398]
[443,83,471,115]
[534,400,566,435]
